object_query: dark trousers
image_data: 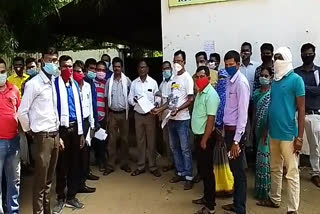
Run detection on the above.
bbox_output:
[79,118,90,187]
[225,130,247,214]
[56,126,81,200]
[92,120,106,166]
[195,134,216,210]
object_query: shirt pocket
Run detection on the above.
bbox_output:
[228,92,238,108]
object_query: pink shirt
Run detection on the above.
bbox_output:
[223,71,250,142]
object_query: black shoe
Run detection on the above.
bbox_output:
[78,185,96,193]
[195,206,215,214]
[222,204,236,212]
[99,163,105,172]
[192,197,207,205]
[287,212,298,214]
[169,175,184,183]
[66,198,84,209]
[87,172,100,180]
[120,165,132,173]
[52,199,65,214]
[193,174,202,183]
[184,181,193,190]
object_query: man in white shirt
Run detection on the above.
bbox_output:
[18,47,60,214]
[128,60,161,177]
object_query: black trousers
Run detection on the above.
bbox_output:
[92,120,106,165]
[79,118,90,187]
[195,134,216,210]
[225,130,247,214]
[56,125,81,200]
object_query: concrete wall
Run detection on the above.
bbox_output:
[161,0,320,75]
[59,48,119,63]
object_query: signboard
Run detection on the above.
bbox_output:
[169,0,228,7]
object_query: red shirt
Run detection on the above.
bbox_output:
[0,82,20,139]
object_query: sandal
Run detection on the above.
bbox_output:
[150,169,162,177]
[195,206,215,214]
[103,168,114,176]
[256,199,280,208]
[192,197,207,205]
[131,169,146,176]
[120,165,132,173]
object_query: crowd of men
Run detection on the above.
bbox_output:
[0,41,319,214]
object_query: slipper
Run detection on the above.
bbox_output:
[131,169,146,176]
[150,169,162,177]
[256,200,280,208]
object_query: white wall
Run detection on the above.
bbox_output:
[161,0,320,75]
[59,48,119,63]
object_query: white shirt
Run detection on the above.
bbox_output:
[168,71,194,121]
[81,81,95,128]
[240,60,259,96]
[128,75,159,114]
[18,71,59,133]
[159,75,174,121]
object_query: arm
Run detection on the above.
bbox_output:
[88,85,95,129]
[128,81,136,106]
[294,96,305,153]
[171,95,194,116]
[200,116,215,149]
[305,85,320,96]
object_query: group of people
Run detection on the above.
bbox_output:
[0,41,318,214]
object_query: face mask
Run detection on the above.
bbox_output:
[27,69,37,77]
[61,68,73,83]
[259,77,271,86]
[0,72,7,86]
[173,63,183,76]
[302,55,315,65]
[273,60,291,81]
[197,63,206,67]
[225,66,237,77]
[87,70,96,80]
[261,55,273,63]
[96,71,106,80]
[208,62,216,70]
[43,63,58,76]
[163,69,172,80]
[105,61,110,68]
[195,77,209,92]
[73,72,84,84]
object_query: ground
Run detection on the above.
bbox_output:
[20,163,320,214]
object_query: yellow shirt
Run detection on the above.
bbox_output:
[7,73,29,97]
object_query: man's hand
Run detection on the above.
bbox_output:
[151,107,161,115]
[90,128,95,138]
[200,139,207,150]
[230,142,241,159]
[170,108,178,116]
[59,139,65,151]
[293,137,303,154]
[80,135,85,149]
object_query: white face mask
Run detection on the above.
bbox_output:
[208,62,216,69]
[273,60,292,81]
[173,63,183,76]
[0,72,7,86]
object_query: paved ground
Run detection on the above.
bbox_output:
[19,163,320,214]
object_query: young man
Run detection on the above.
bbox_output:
[0,58,21,214]
[194,51,218,87]
[53,55,85,213]
[295,43,320,188]
[128,60,161,177]
[8,56,29,97]
[222,50,250,214]
[209,53,221,71]
[104,57,132,175]
[191,66,220,214]
[262,47,305,214]
[101,54,113,80]
[18,47,60,214]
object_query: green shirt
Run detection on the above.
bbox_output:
[191,84,220,135]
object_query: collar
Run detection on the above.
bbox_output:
[230,70,240,83]
[300,64,320,72]
[12,72,28,79]
[39,70,51,84]
[1,82,14,94]
[240,60,254,67]
[284,70,294,77]
[200,84,211,94]
[138,75,150,83]
[163,74,174,83]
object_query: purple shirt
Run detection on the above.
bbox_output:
[223,70,250,142]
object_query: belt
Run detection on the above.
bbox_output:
[224,125,236,131]
[135,112,150,116]
[109,109,126,114]
[69,121,77,127]
[306,110,320,115]
[33,131,58,138]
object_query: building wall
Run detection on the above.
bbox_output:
[161,0,320,74]
[59,48,119,63]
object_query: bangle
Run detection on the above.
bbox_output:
[296,137,303,142]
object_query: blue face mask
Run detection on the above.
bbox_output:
[87,70,96,80]
[105,61,110,69]
[27,69,37,77]
[43,63,58,76]
[225,66,237,77]
[259,77,271,85]
[163,69,172,80]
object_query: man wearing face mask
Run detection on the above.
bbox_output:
[193,51,218,88]
[21,58,38,96]
[18,47,61,214]
[53,55,85,213]
[209,53,221,71]
[295,43,320,188]
[101,54,113,80]
[222,50,250,214]
[8,56,29,97]
[262,47,305,214]
[0,58,21,214]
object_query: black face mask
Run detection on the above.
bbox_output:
[302,55,315,65]
[261,55,273,63]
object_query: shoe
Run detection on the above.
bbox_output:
[99,163,105,172]
[311,175,320,188]
[287,212,298,214]
[66,198,84,209]
[52,199,65,214]
[192,197,207,205]
[193,174,201,183]
[77,185,96,193]
[120,165,132,173]
[195,206,215,214]
[184,180,193,190]
[162,164,175,172]
[169,175,184,183]
[87,172,100,180]
[222,204,236,212]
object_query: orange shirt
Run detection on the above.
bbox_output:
[0,82,20,139]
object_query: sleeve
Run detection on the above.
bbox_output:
[104,80,109,98]
[186,75,195,95]
[206,90,220,116]
[128,81,136,106]
[295,76,305,97]
[154,81,161,106]
[88,85,95,128]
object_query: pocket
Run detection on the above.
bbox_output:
[312,117,320,133]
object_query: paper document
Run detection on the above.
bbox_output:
[161,110,172,129]
[85,130,92,146]
[314,70,319,86]
[137,96,155,113]
[94,128,108,141]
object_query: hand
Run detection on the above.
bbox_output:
[90,128,95,139]
[80,135,85,149]
[59,139,65,151]
[151,107,161,115]
[200,139,207,150]
[170,108,178,116]
[230,143,240,159]
[26,131,33,137]
[293,137,303,154]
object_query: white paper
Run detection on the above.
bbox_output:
[94,128,108,141]
[161,110,172,129]
[204,40,215,57]
[85,130,92,146]
[314,70,319,86]
[137,96,155,113]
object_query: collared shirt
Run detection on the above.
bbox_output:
[269,71,305,141]
[192,69,219,89]
[84,77,98,125]
[93,78,107,121]
[7,72,29,97]
[128,75,159,114]
[18,71,59,133]
[253,63,274,92]
[240,60,259,97]
[80,81,95,128]
[223,71,250,142]
[106,70,113,80]
[159,75,174,121]
[191,84,220,135]
[0,82,20,139]
[106,77,131,111]
[295,64,320,111]
[66,83,77,122]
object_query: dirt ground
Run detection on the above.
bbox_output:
[19,162,320,214]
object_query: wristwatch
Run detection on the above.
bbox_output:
[234,141,239,145]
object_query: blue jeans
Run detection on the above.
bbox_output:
[0,136,21,214]
[168,120,193,181]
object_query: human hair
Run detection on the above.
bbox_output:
[241,42,252,50]
[224,50,241,63]
[85,58,97,68]
[0,58,6,67]
[196,65,210,76]
[137,59,150,67]
[73,60,85,70]
[195,51,207,60]
[112,57,123,67]
[41,47,58,57]
[96,60,107,68]
[26,57,36,66]
[174,50,186,61]
[13,56,24,65]
[260,43,274,53]
[209,53,220,61]
[59,55,73,64]
[261,66,273,76]
[101,54,111,61]
[301,43,316,53]
[162,61,171,67]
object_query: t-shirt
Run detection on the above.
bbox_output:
[168,71,194,121]
[268,71,305,141]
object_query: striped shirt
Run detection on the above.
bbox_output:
[93,79,107,121]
